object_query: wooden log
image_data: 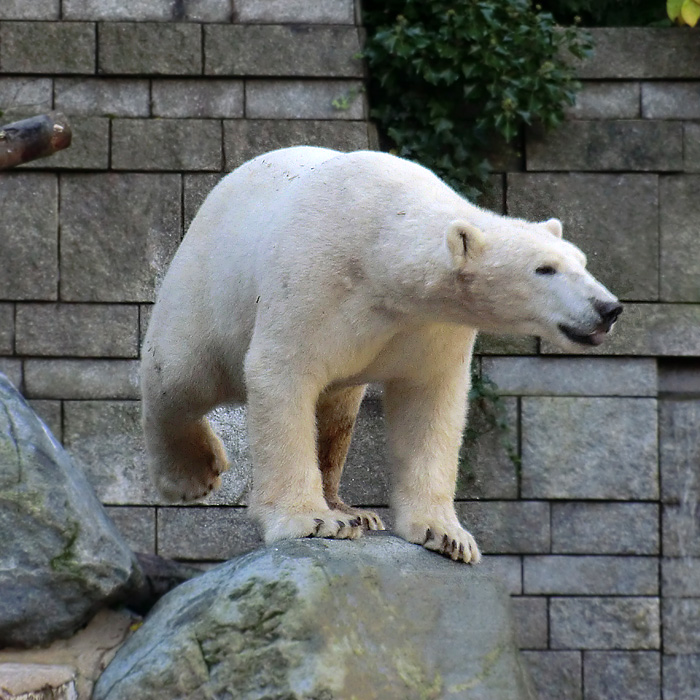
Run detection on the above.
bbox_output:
[0,112,72,170]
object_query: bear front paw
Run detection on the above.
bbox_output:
[397,517,481,564]
[260,508,365,543]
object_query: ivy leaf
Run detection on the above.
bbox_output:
[667,0,685,21]
[681,0,700,25]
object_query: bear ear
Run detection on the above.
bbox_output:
[543,218,563,239]
[445,220,486,269]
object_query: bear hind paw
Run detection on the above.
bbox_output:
[398,519,481,564]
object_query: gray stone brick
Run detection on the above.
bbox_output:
[99,22,202,75]
[512,596,548,649]
[527,121,683,172]
[111,119,222,171]
[205,25,362,78]
[507,173,659,301]
[483,555,522,595]
[21,116,109,170]
[541,304,700,357]
[0,78,53,118]
[482,357,657,397]
[456,396,518,500]
[550,597,660,650]
[685,123,700,173]
[0,21,95,74]
[474,334,538,356]
[573,28,700,79]
[152,80,243,118]
[27,399,62,441]
[0,304,13,355]
[55,78,149,117]
[642,82,700,119]
[24,359,139,399]
[184,173,223,230]
[584,651,661,700]
[552,503,659,555]
[64,0,230,21]
[660,176,700,302]
[232,0,356,24]
[0,173,58,301]
[664,654,700,700]
[157,507,261,560]
[663,505,700,558]
[105,506,156,554]
[662,558,700,598]
[522,397,658,500]
[139,304,153,348]
[246,80,366,120]
[223,119,371,169]
[524,556,658,596]
[456,501,550,554]
[60,174,181,302]
[660,400,700,504]
[566,82,640,120]
[15,303,138,357]
[0,359,22,389]
[664,600,700,654]
[521,651,582,700]
[0,0,59,19]
[659,361,700,396]
[476,174,505,214]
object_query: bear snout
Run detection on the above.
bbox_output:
[595,300,623,330]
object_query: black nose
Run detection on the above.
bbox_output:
[596,301,623,325]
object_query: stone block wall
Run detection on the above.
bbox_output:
[2,10,700,699]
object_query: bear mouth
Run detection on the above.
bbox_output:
[558,323,609,347]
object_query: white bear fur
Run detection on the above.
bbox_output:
[141,146,619,563]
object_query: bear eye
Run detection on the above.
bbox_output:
[536,265,557,276]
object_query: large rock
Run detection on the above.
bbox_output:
[94,534,535,700]
[0,373,143,648]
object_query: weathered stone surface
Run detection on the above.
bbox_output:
[456,501,551,554]
[507,173,658,301]
[584,651,661,700]
[664,654,700,700]
[205,25,362,77]
[0,21,95,74]
[55,77,149,116]
[474,333,538,355]
[662,558,700,598]
[524,556,658,596]
[24,359,140,399]
[60,174,181,302]
[659,360,700,396]
[64,0,230,21]
[0,360,22,390]
[223,119,371,168]
[550,597,660,650]
[512,597,548,649]
[642,82,700,119]
[578,28,700,79]
[16,304,138,357]
[660,176,700,302]
[0,174,58,301]
[552,502,659,555]
[94,535,536,700]
[112,119,222,171]
[184,173,223,229]
[0,374,142,648]
[233,0,356,24]
[246,79,366,119]
[486,555,523,595]
[0,304,13,355]
[482,357,657,397]
[522,651,582,700]
[664,600,700,654]
[662,505,700,558]
[0,0,59,19]
[566,81,640,119]
[542,304,700,357]
[0,663,77,699]
[660,399,700,504]
[522,397,658,500]
[139,304,152,347]
[105,506,156,554]
[152,79,243,118]
[0,78,53,118]
[157,506,261,560]
[99,22,202,75]
[527,121,682,172]
[27,400,62,442]
[685,123,700,173]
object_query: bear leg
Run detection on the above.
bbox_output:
[384,371,481,564]
[316,385,385,531]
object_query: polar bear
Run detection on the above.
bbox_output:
[141,147,621,564]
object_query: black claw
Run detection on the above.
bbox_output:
[337,519,346,529]
[442,534,449,551]
[351,518,362,528]
[424,528,433,544]
[451,539,457,553]
[459,543,465,558]
[314,518,324,535]
[361,516,369,528]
